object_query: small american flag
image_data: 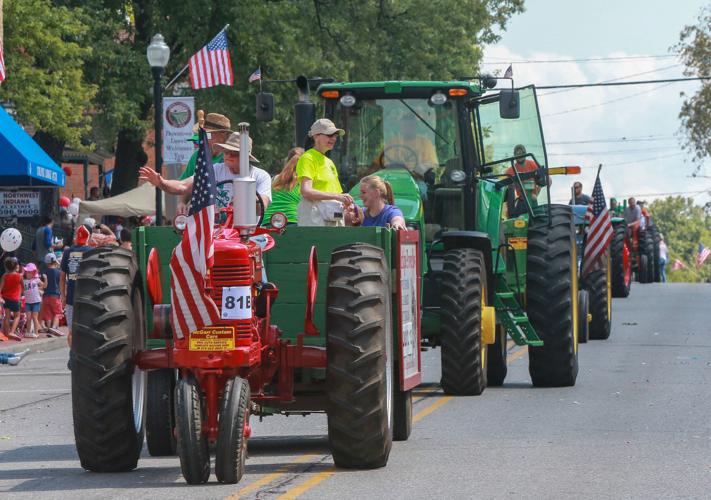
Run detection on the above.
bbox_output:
[581,174,613,277]
[0,40,6,83]
[169,127,221,338]
[503,64,513,79]
[671,259,685,271]
[188,30,233,90]
[248,67,261,83]
[696,243,710,267]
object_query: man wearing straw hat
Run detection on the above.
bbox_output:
[179,112,232,180]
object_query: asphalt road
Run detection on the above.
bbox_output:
[1,283,709,499]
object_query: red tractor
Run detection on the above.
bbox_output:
[70,124,421,484]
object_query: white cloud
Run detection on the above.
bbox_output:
[483,45,710,207]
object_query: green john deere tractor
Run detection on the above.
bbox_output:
[305,79,580,391]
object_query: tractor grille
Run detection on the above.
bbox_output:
[233,322,254,344]
[212,264,252,286]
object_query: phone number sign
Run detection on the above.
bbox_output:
[0,191,41,217]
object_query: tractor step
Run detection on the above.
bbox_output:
[494,288,543,347]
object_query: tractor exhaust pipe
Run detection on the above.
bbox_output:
[233,122,258,236]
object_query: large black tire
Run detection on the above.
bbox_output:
[638,253,649,283]
[175,375,210,484]
[393,388,412,441]
[584,254,612,340]
[326,243,393,469]
[215,377,251,484]
[527,205,579,387]
[440,248,488,395]
[577,290,589,344]
[146,369,177,456]
[486,326,508,386]
[71,247,146,472]
[650,226,661,282]
[610,223,631,297]
[642,231,655,283]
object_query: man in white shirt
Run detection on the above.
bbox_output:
[139,132,271,212]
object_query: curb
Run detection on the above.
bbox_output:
[1,336,68,355]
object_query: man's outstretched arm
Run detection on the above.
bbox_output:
[139,167,194,196]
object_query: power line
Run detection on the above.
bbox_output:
[548,135,676,145]
[581,152,685,167]
[482,54,679,64]
[537,76,709,90]
[549,146,680,156]
[542,82,674,117]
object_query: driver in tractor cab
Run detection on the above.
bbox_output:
[504,144,547,216]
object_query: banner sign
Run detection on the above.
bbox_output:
[163,97,195,164]
[0,191,41,217]
[397,230,422,390]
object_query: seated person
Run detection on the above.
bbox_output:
[623,197,642,229]
[504,144,547,216]
[139,132,272,214]
[348,175,406,230]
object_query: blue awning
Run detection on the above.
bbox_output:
[0,107,66,187]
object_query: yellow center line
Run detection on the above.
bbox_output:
[226,453,318,499]
[412,395,454,423]
[276,467,337,500]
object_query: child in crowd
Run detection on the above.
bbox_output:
[22,263,45,338]
[41,253,64,337]
[0,258,24,341]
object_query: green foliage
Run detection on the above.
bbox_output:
[649,196,711,283]
[675,5,711,169]
[1,0,97,149]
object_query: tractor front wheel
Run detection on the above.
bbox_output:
[577,290,589,344]
[215,377,251,484]
[146,369,177,456]
[175,374,210,484]
[486,326,508,386]
[393,387,412,441]
[585,254,612,340]
[440,248,488,395]
[326,243,393,469]
[71,247,146,472]
[610,224,631,297]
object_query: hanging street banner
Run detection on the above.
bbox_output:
[163,97,195,164]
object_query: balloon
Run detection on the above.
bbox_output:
[63,166,72,177]
[68,202,80,216]
[72,197,81,205]
[59,196,71,208]
[0,228,22,252]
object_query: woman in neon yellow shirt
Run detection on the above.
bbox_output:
[296,119,354,226]
[262,147,304,225]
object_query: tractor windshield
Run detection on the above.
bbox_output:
[475,86,548,176]
[329,98,462,191]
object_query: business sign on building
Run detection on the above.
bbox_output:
[163,97,196,164]
[0,191,41,217]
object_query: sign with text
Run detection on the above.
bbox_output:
[397,230,422,390]
[189,326,235,351]
[163,97,195,164]
[0,191,41,217]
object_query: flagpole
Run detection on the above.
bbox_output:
[164,24,230,91]
[258,66,262,92]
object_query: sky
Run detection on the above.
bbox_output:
[483,0,710,206]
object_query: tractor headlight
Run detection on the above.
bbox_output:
[449,169,466,183]
[430,92,448,105]
[269,212,288,229]
[339,94,356,107]
[173,214,188,232]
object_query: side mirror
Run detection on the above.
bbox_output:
[256,92,274,122]
[499,89,520,119]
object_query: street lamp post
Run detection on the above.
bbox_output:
[146,34,170,226]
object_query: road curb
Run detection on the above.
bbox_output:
[1,336,68,355]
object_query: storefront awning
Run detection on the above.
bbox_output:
[0,107,66,187]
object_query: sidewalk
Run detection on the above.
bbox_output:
[0,326,69,355]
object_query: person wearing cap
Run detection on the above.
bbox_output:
[22,262,45,338]
[40,252,63,335]
[60,225,92,341]
[296,118,353,226]
[139,131,272,212]
[504,144,548,216]
[178,113,232,181]
[569,182,592,205]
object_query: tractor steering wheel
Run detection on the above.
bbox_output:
[383,144,419,170]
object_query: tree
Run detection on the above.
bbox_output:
[1,0,97,160]
[676,6,711,171]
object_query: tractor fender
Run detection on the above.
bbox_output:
[442,231,494,303]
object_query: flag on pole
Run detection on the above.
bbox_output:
[248,67,261,83]
[696,243,710,267]
[671,259,685,271]
[188,30,234,89]
[0,40,6,83]
[503,64,513,79]
[581,174,613,277]
[169,127,221,339]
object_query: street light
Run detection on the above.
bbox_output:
[147,33,170,226]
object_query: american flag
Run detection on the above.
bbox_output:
[696,243,710,267]
[581,174,613,277]
[0,40,6,83]
[248,67,261,83]
[169,127,221,338]
[503,64,513,79]
[188,30,233,90]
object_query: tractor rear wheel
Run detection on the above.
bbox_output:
[610,224,631,297]
[585,254,612,340]
[486,326,508,386]
[440,248,488,395]
[326,243,393,469]
[577,290,589,344]
[215,377,250,484]
[175,374,210,484]
[643,230,656,283]
[527,205,579,387]
[639,254,649,283]
[146,369,177,456]
[71,247,146,472]
[650,226,661,282]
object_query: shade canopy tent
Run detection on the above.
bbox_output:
[79,182,164,221]
[0,107,66,187]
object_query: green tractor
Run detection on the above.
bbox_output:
[303,79,580,390]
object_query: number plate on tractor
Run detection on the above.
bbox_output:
[189,326,235,351]
[221,286,252,320]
